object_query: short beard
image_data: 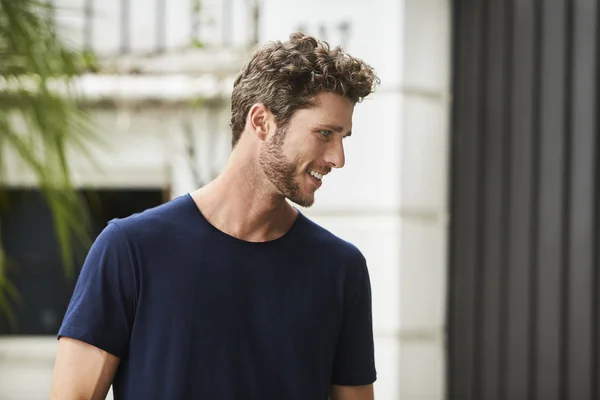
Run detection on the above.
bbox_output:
[258,128,315,208]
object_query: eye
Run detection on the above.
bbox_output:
[318,130,333,138]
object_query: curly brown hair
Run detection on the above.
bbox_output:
[230,32,380,147]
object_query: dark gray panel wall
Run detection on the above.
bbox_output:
[448,1,599,399]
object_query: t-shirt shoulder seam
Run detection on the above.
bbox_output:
[108,219,126,234]
[107,220,135,249]
[106,220,140,304]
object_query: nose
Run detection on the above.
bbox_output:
[324,138,346,169]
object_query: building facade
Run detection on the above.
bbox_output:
[0,1,452,399]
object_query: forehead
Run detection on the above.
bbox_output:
[291,92,354,129]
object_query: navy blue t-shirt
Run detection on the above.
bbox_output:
[58,194,376,399]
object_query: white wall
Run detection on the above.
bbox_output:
[4,106,232,190]
[399,0,450,399]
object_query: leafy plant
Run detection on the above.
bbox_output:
[0,0,97,329]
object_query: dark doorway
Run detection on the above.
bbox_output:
[0,188,165,335]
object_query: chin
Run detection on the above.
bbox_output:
[287,194,315,208]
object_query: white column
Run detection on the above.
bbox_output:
[400,0,451,398]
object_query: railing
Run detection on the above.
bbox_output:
[49,0,258,58]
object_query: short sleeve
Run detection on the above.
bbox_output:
[58,222,138,359]
[331,253,377,386]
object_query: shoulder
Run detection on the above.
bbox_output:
[298,213,368,273]
[81,195,197,281]
[107,194,196,243]
[298,213,373,305]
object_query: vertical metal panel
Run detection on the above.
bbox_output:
[505,0,535,398]
[595,13,600,394]
[498,1,514,398]
[479,0,508,398]
[566,1,597,399]
[448,2,484,399]
[471,0,488,397]
[447,0,465,397]
[534,1,568,399]
[449,0,599,398]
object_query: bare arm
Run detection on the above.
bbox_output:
[49,337,120,400]
[330,384,374,400]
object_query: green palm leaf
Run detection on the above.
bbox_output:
[0,0,98,330]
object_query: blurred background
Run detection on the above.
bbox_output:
[1,1,598,400]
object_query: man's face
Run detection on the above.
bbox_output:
[258,92,354,207]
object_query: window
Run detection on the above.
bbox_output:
[0,188,165,335]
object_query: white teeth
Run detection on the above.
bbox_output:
[309,170,323,180]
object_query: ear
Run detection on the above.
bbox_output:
[247,103,273,142]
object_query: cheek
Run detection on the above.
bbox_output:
[282,140,307,161]
[281,132,323,165]
[298,137,323,156]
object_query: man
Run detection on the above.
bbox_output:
[49,32,380,400]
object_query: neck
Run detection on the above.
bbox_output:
[190,147,298,242]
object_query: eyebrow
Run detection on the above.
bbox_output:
[316,123,352,137]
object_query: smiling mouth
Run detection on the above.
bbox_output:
[307,169,324,188]
[308,170,324,180]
